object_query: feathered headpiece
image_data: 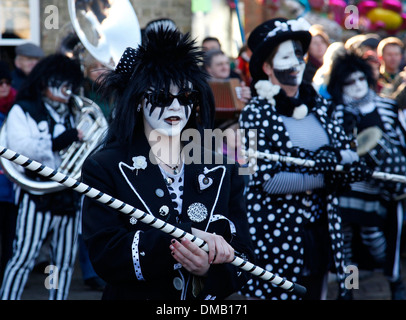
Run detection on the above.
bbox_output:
[99,27,215,144]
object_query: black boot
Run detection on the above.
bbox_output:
[389,279,406,300]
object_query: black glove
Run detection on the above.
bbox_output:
[307,146,340,175]
[324,159,374,192]
[52,129,80,151]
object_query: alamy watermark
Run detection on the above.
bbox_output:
[343,5,360,30]
[44,5,59,30]
[42,4,364,31]
[146,128,258,176]
[344,265,359,290]
[44,265,59,290]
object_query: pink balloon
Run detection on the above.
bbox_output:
[329,0,346,7]
[329,0,346,24]
[358,0,378,15]
[382,0,402,13]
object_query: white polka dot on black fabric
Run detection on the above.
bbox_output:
[159,167,184,218]
[132,231,143,280]
[116,47,137,74]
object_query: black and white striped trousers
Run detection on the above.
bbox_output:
[0,192,79,300]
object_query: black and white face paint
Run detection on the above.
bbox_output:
[342,71,369,100]
[272,40,305,86]
[143,83,195,137]
[47,80,73,103]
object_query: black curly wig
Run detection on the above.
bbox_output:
[16,53,83,102]
[98,27,215,145]
[327,52,376,105]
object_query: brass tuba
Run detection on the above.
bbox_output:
[0,0,141,195]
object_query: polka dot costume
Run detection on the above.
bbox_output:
[239,92,352,300]
[159,165,184,222]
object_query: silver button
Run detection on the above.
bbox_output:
[173,277,183,290]
[155,188,164,197]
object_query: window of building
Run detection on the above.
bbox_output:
[0,0,40,46]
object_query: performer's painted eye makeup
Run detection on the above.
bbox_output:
[144,90,198,108]
[343,75,366,86]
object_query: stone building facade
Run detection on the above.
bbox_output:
[1,1,275,66]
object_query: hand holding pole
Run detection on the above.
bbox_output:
[242,149,406,184]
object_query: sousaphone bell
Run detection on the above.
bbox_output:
[0,0,142,194]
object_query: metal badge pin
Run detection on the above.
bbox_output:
[198,174,213,191]
[187,202,208,223]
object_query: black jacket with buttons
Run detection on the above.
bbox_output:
[81,131,254,300]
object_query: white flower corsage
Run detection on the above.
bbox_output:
[265,18,311,40]
[132,156,147,175]
[292,104,308,120]
[255,80,281,105]
[288,18,311,32]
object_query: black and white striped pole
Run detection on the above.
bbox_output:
[242,149,406,184]
[0,146,307,296]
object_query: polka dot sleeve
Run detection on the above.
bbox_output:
[132,230,144,280]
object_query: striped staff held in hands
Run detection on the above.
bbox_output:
[242,149,406,184]
[0,145,307,297]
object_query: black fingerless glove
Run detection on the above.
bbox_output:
[52,129,80,151]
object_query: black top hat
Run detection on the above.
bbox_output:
[248,17,312,82]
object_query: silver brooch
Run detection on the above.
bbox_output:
[129,216,137,225]
[187,202,208,223]
[132,156,147,175]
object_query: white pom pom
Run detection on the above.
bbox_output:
[292,104,308,120]
[254,80,280,105]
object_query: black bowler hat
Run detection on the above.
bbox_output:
[248,17,312,82]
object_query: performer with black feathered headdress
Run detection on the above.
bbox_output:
[328,52,406,300]
[0,54,84,300]
[80,27,254,300]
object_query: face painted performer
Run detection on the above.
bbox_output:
[80,27,254,300]
[0,54,84,300]
[327,53,406,300]
[238,18,372,300]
